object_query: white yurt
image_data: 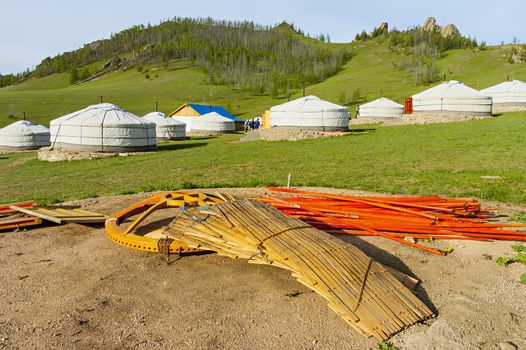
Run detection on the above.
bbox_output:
[143,112,186,140]
[411,80,492,116]
[358,97,404,119]
[172,112,235,134]
[480,80,526,112]
[0,120,50,149]
[50,103,157,152]
[270,96,349,131]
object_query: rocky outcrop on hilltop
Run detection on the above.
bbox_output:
[422,17,461,37]
[375,22,389,35]
[368,22,389,37]
[440,24,460,37]
[422,17,437,32]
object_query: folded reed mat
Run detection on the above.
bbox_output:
[164,198,433,340]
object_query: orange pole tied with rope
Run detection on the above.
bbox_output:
[255,187,526,256]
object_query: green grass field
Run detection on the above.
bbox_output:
[2,112,526,205]
[2,38,526,206]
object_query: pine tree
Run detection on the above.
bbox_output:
[69,65,79,84]
[79,67,90,81]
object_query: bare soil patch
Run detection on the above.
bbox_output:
[0,148,35,155]
[0,188,525,349]
[492,105,526,114]
[352,114,489,126]
[37,147,155,162]
[241,129,351,142]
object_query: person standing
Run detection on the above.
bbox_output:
[244,119,249,133]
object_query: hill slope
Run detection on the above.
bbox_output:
[1,20,526,127]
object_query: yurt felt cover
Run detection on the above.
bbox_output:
[481,80,526,104]
[143,112,186,139]
[270,95,349,130]
[173,112,235,132]
[358,97,404,118]
[411,81,492,114]
[0,120,50,149]
[50,103,157,152]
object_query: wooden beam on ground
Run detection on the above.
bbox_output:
[0,216,42,230]
[9,205,107,224]
[0,201,37,215]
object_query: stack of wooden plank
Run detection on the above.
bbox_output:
[8,205,107,224]
[0,201,41,231]
[164,198,433,340]
[0,201,107,231]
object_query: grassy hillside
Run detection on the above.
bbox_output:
[1,38,525,128]
[307,42,526,106]
[0,60,285,127]
[1,112,526,205]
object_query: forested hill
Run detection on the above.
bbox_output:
[0,17,486,94]
[0,18,350,94]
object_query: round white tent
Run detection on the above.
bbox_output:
[50,103,157,152]
[358,97,404,119]
[173,112,235,134]
[270,95,349,131]
[411,80,492,116]
[480,80,526,112]
[0,120,50,149]
[143,112,186,140]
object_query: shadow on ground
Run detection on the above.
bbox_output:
[335,233,437,314]
[158,142,208,151]
[186,136,219,141]
[348,127,378,135]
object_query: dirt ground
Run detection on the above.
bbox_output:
[0,148,34,155]
[351,114,487,126]
[240,129,350,142]
[0,188,525,350]
[36,147,158,162]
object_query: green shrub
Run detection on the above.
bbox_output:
[496,257,514,267]
[69,65,79,84]
[378,342,398,350]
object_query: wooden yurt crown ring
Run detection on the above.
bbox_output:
[105,192,226,254]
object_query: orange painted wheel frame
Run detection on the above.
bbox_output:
[105,192,225,254]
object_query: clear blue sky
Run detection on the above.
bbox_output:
[1,0,525,74]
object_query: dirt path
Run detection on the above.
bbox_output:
[0,154,34,172]
[0,188,525,349]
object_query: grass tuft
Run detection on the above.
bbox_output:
[378,342,398,350]
[496,257,514,267]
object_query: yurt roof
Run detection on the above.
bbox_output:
[0,120,50,136]
[412,81,489,99]
[51,103,154,127]
[199,111,235,122]
[270,95,347,112]
[360,97,403,109]
[143,112,185,126]
[480,80,526,94]
[169,103,244,122]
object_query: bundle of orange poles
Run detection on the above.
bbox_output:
[255,187,526,256]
